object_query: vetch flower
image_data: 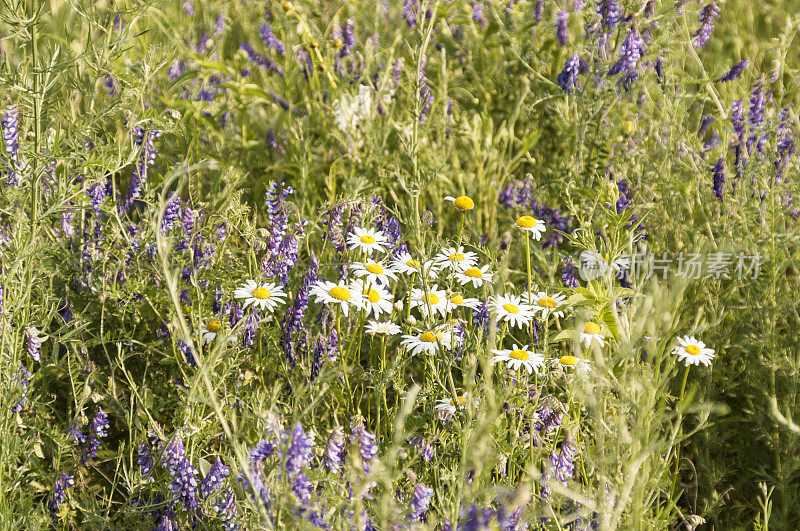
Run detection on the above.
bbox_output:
[693,2,720,48]
[25,326,42,362]
[409,483,434,522]
[557,54,587,94]
[351,260,399,285]
[717,58,748,82]
[311,280,364,317]
[49,472,74,522]
[454,264,494,288]
[350,280,394,318]
[233,279,287,312]
[555,9,569,45]
[434,246,478,271]
[580,322,605,348]
[609,27,646,90]
[365,321,402,336]
[347,226,390,254]
[712,157,725,201]
[490,294,535,329]
[514,215,546,239]
[491,345,545,374]
[401,327,453,356]
[444,195,475,211]
[285,421,314,477]
[672,335,715,366]
[350,424,378,474]
[324,427,347,474]
[409,285,449,318]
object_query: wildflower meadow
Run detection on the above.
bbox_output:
[2,0,800,528]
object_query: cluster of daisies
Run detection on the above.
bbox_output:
[201,195,716,420]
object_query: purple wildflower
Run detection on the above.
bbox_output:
[731,99,747,177]
[242,311,259,350]
[555,9,569,45]
[561,256,579,287]
[1,104,19,187]
[103,74,120,97]
[168,59,185,80]
[609,27,646,90]
[551,438,577,484]
[260,21,285,54]
[138,441,154,479]
[214,13,225,35]
[473,4,488,30]
[409,483,434,522]
[418,55,433,122]
[534,0,545,20]
[285,421,314,476]
[557,54,587,93]
[775,106,796,184]
[25,326,42,362]
[596,0,619,30]
[178,339,196,367]
[693,2,720,48]
[292,471,313,505]
[325,427,347,474]
[11,365,30,412]
[240,41,284,75]
[49,472,74,522]
[472,299,490,334]
[747,80,766,156]
[200,458,230,499]
[712,157,725,201]
[123,129,162,213]
[403,0,418,28]
[351,424,378,474]
[717,59,748,82]
[171,457,199,510]
[408,435,435,462]
[162,192,181,234]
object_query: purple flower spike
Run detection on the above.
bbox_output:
[693,2,720,48]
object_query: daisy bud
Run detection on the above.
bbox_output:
[406,315,417,326]
[394,300,404,312]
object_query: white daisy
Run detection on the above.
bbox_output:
[444,195,475,211]
[490,344,545,374]
[434,392,471,414]
[391,252,439,279]
[365,321,402,336]
[490,294,535,329]
[310,280,364,317]
[553,355,592,372]
[672,336,715,367]
[445,293,482,312]
[454,264,494,289]
[401,327,453,356]
[233,280,287,312]
[434,246,478,271]
[350,280,394,318]
[347,227,390,254]
[514,215,546,240]
[580,322,605,348]
[200,319,236,344]
[409,285,449,318]
[528,291,568,319]
[351,260,399,286]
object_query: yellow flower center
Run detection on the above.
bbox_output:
[406,259,421,269]
[449,253,465,262]
[376,327,390,334]
[422,293,440,305]
[559,355,578,366]
[537,296,557,308]
[503,303,520,314]
[516,215,536,228]
[280,1,294,10]
[583,322,601,335]
[453,196,475,210]
[450,395,468,406]
[419,331,442,343]
[328,286,351,301]
[463,267,483,278]
[365,263,384,274]
[509,349,529,361]
[333,37,343,48]
[364,289,381,303]
[686,344,701,355]
[360,234,376,244]
[251,287,272,299]
[450,295,464,305]
[207,320,222,333]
